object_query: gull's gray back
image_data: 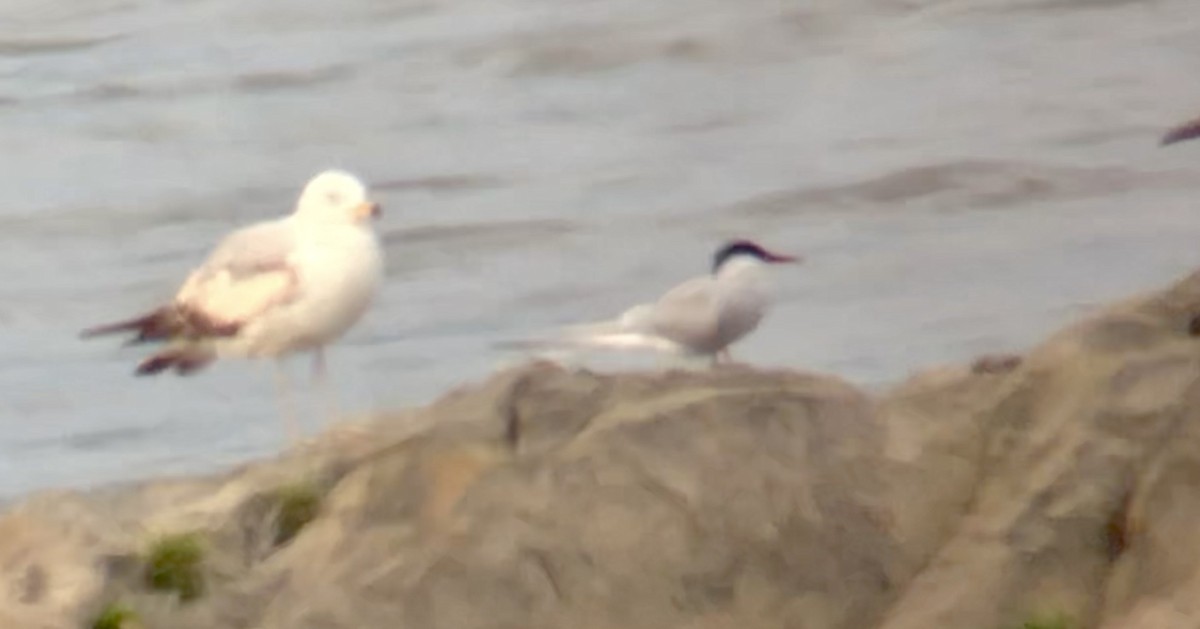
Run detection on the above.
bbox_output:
[198,220,298,280]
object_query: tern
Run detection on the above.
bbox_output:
[81,170,385,443]
[501,239,800,366]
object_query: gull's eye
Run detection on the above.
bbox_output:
[325,192,342,207]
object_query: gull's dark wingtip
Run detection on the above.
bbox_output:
[79,316,150,340]
[135,348,213,376]
[78,305,240,345]
[1161,116,1200,147]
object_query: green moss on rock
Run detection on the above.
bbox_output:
[92,601,137,629]
[144,532,205,601]
[273,481,322,546]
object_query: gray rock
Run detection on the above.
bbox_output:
[12,268,1200,629]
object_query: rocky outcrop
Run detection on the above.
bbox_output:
[9,268,1200,629]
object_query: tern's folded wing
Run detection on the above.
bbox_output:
[647,276,721,349]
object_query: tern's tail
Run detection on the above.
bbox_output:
[489,318,626,353]
[492,305,679,354]
[557,303,654,339]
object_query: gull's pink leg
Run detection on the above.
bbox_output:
[313,347,343,424]
[273,359,302,447]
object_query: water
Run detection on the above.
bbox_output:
[0,0,1198,498]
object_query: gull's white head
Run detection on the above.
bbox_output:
[294,169,381,224]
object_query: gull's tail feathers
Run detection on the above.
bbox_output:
[80,308,173,344]
[135,346,215,376]
[80,304,241,346]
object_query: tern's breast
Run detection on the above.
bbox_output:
[714,263,771,349]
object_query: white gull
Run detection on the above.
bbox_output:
[81,169,384,441]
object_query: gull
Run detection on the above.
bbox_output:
[1162,114,1200,146]
[499,239,800,366]
[81,169,384,443]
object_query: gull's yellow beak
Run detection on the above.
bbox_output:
[351,201,382,222]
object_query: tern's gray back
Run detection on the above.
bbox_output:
[647,276,724,353]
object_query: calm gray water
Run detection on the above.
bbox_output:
[0,0,1198,498]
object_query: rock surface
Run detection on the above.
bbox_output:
[10,269,1200,629]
